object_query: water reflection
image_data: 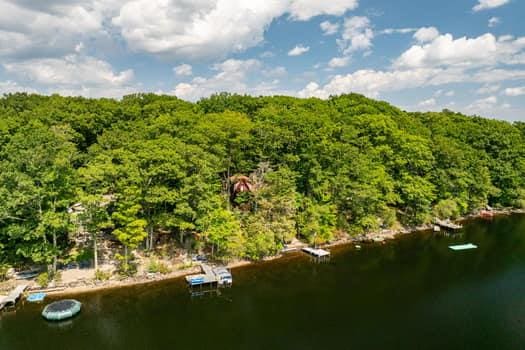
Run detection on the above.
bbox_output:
[0,214,524,350]
[44,318,75,330]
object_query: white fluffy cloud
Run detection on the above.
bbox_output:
[0,0,118,58]
[262,66,287,78]
[413,27,439,43]
[320,21,340,36]
[173,59,259,100]
[3,54,137,97]
[171,58,296,101]
[288,0,358,20]
[504,86,525,96]
[418,98,437,108]
[337,16,374,54]
[0,0,360,61]
[299,68,440,98]
[3,0,102,12]
[476,84,501,94]
[113,1,284,60]
[380,28,417,35]
[0,80,37,94]
[4,55,133,86]
[288,45,310,56]
[473,68,525,83]
[434,89,455,97]
[174,64,193,76]
[473,0,509,12]
[328,56,350,68]
[112,0,359,60]
[466,95,498,110]
[488,17,500,27]
[298,67,525,99]
[395,33,525,69]
[461,95,515,119]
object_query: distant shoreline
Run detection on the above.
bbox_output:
[34,209,525,298]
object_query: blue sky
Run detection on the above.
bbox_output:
[0,0,524,120]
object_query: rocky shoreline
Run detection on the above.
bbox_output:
[16,208,525,298]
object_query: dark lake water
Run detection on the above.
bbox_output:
[2,214,525,350]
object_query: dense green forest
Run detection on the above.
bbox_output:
[1,92,524,274]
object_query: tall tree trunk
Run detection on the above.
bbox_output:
[146,225,154,251]
[93,234,98,270]
[52,231,57,275]
[226,156,231,210]
[149,228,154,251]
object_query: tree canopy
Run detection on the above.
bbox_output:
[0,92,524,266]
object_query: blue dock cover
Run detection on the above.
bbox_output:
[27,292,46,302]
[188,276,205,286]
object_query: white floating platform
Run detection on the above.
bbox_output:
[449,243,478,251]
[302,247,330,258]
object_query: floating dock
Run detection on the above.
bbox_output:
[435,219,463,230]
[185,264,232,287]
[0,284,28,310]
[42,299,82,321]
[302,247,331,258]
[449,243,478,251]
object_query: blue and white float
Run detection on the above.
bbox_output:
[42,299,82,321]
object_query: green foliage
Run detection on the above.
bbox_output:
[0,92,524,265]
[297,199,337,245]
[380,207,398,229]
[0,120,76,267]
[0,264,10,282]
[177,261,194,270]
[37,272,49,288]
[115,253,137,277]
[433,199,461,220]
[112,204,148,255]
[147,259,171,274]
[53,270,62,284]
[94,269,112,281]
[251,165,298,244]
[197,198,246,259]
[76,193,114,269]
[514,189,525,209]
[242,215,281,260]
[66,246,94,264]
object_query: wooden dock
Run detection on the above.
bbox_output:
[185,273,217,287]
[435,219,463,230]
[200,264,214,276]
[185,264,232,287]
[0,284,28,310]
[302,247,330,258]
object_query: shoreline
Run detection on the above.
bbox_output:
[28,208,525,298]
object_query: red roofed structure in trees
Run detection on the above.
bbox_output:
[231,175,253,194]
